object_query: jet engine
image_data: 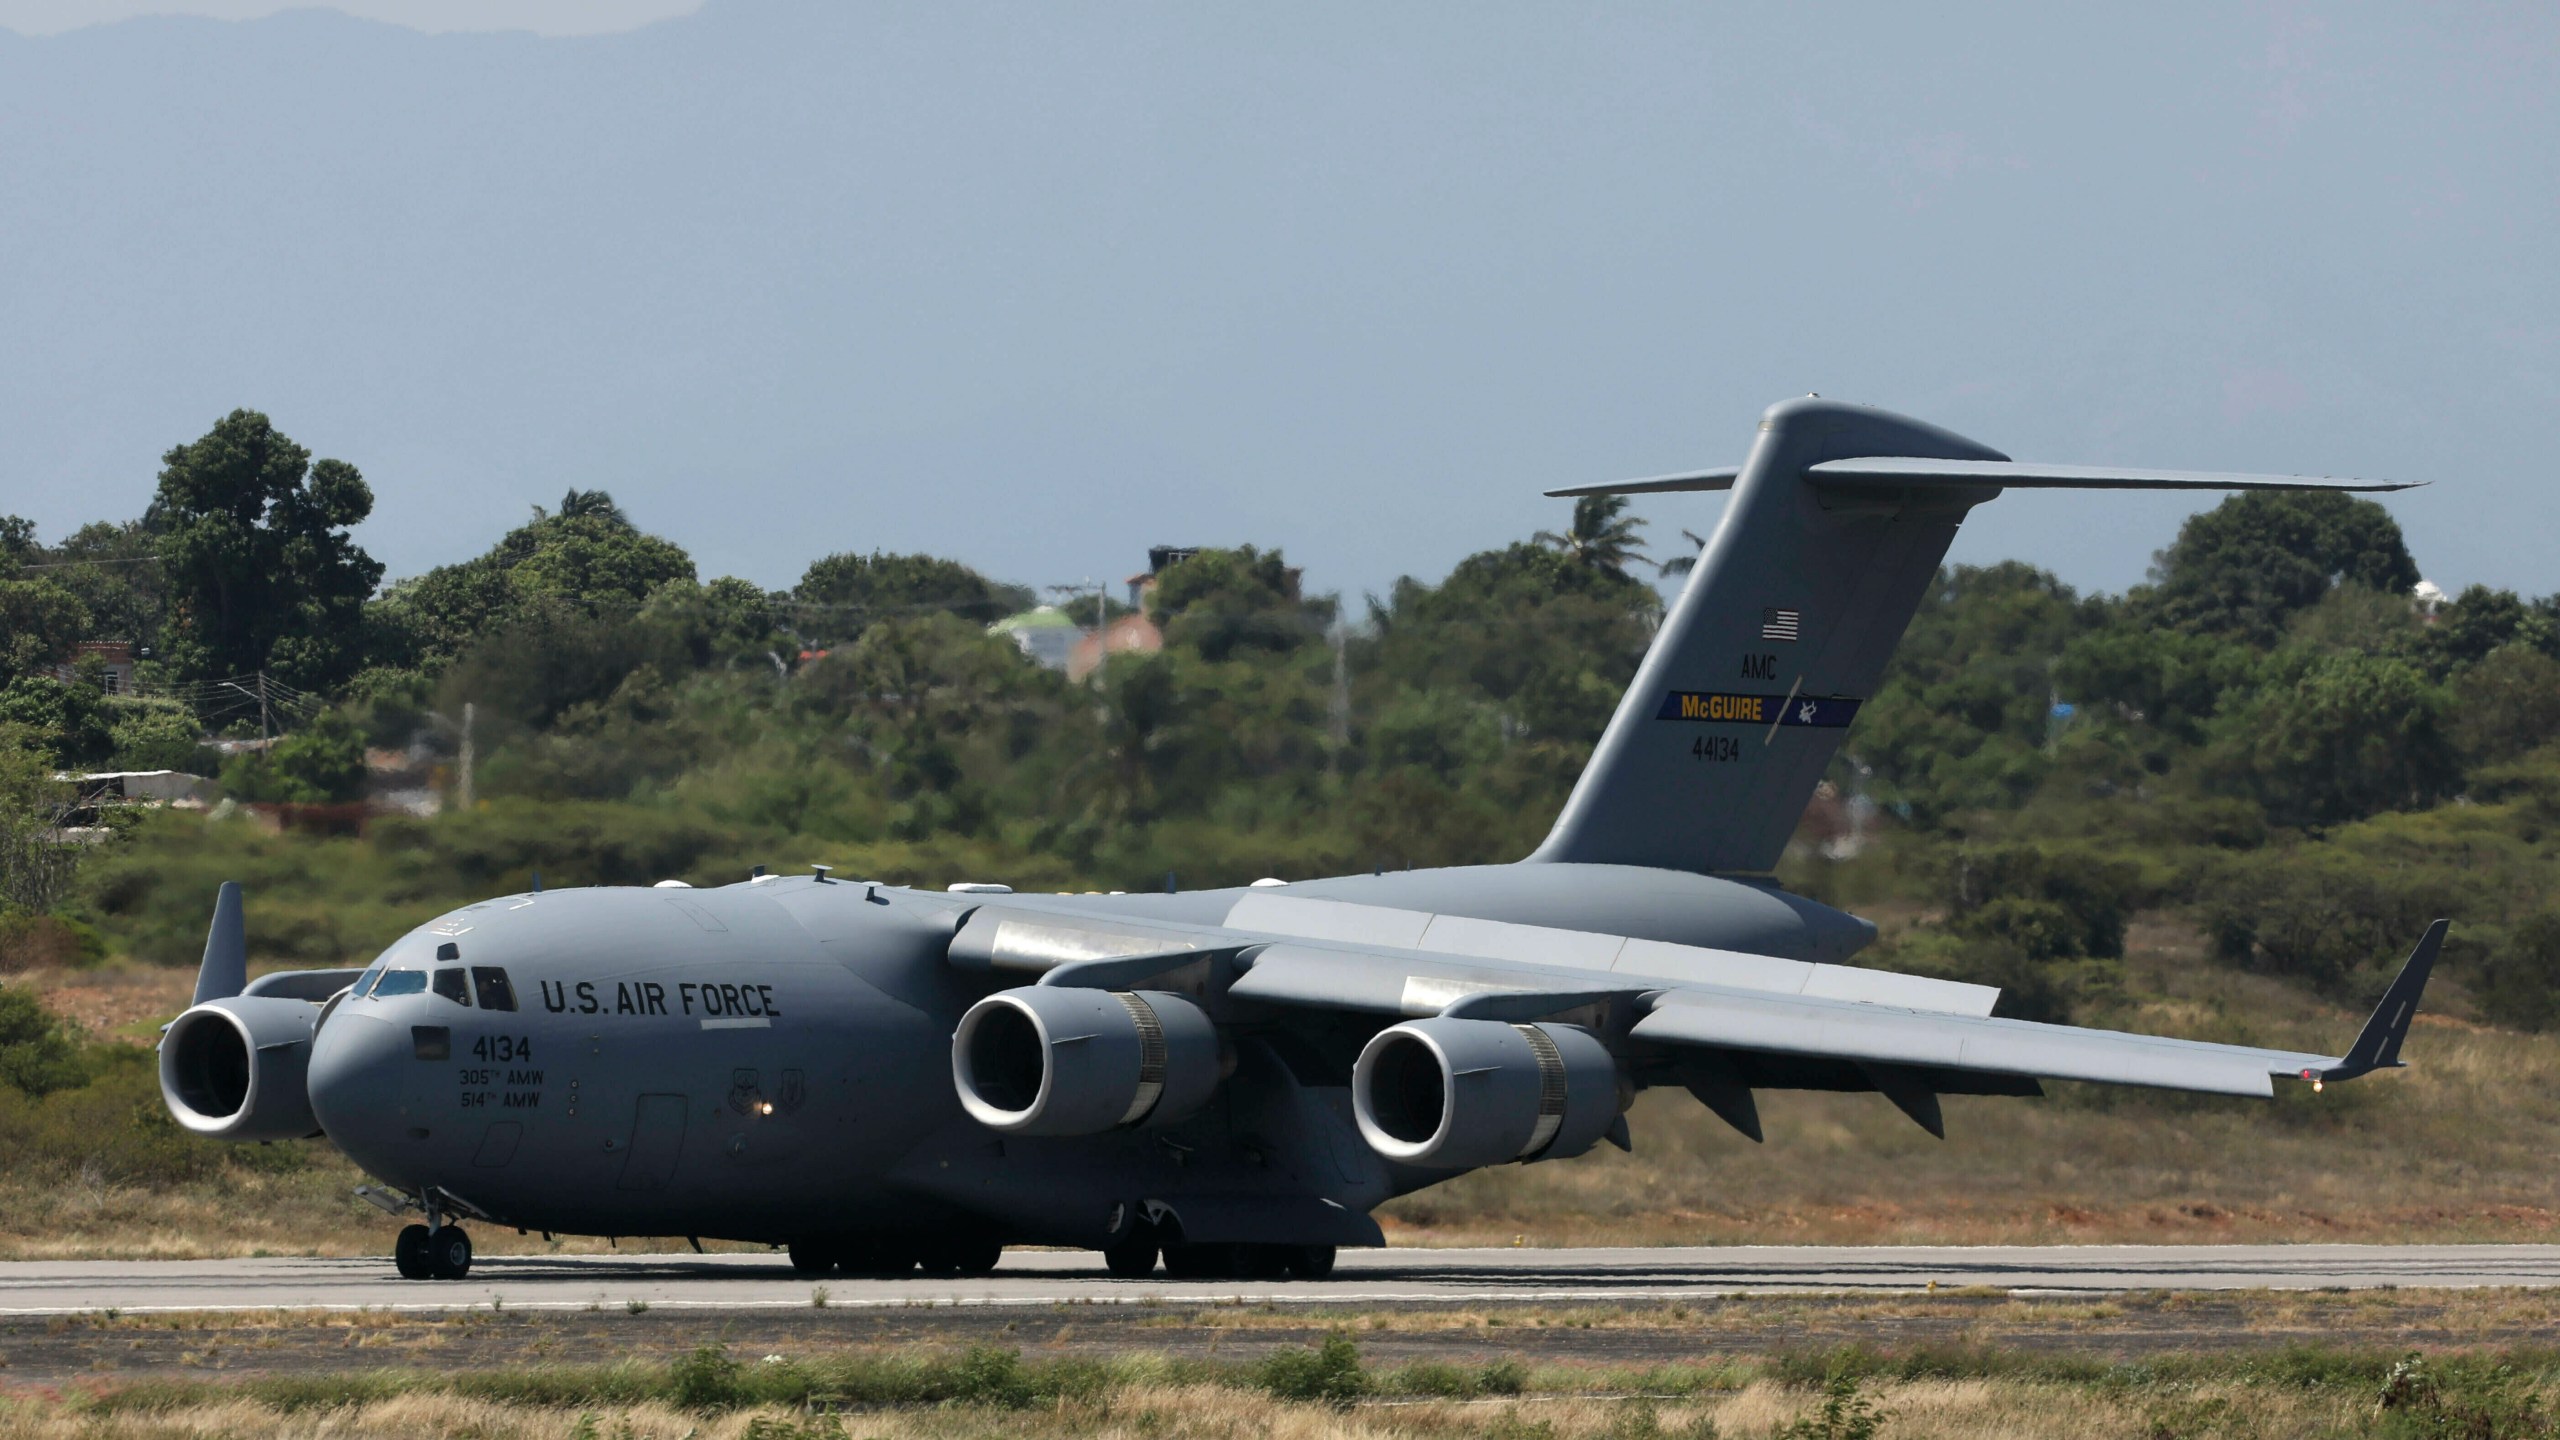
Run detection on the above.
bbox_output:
[952,987,1223,1136]
[1352,1017,1621,1169]
[160,995,325,1142]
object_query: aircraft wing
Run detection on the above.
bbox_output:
[949,896,2445,1102]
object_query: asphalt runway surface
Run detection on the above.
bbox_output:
[8,1244,2560,1316]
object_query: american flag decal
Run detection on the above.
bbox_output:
[1761,607,1801,641]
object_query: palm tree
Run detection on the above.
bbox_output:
[1534,495,1651,579]
[1657,528,1712,578]
[558,488,631,527]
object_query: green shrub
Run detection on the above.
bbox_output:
[1260,1332,1367,1408]
[670,1344,743,1411]
[0,983,86,1096]
[1944,844,2138,959]
[1774,1370,1888,1440]
[2479,914,2560,1034]
[948,1347,1036,1409]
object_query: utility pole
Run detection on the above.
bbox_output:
[256,671,271,743]
[1328,619,1349,777]
[1094,578,1110,698]
[1045,578,1112,693]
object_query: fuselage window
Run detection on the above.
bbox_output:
[471,967,518,1012]
[372,970,427,997]
[431,968,472,1006]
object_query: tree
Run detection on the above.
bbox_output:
[150,410,383,689]
[1843,564,2096,824]
[1533,495,1651,579]
[1657,527,1711,578]
[0,516,35,574]
[1366,541,1655,747]
[2427,584,2541,675]
[35,521,166,655]
[2053,624,2258,744]
[556,488,630,527]
[104,696,205,773]
[2212,652,2459,828]
[0,579,91,686]
[370,492,694,671]
[793,552,1014,639]
[1147,546,1333,662]
[2137,491,2418,644]
[2450,644,2560,766]
[220,708,367,803]
[0,678,113,767]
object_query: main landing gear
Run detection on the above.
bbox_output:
[786,1236,1001,1278]
[395,1223,473,1280]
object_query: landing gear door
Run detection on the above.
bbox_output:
[616,1093,688,1191]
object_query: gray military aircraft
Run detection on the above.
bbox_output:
[158,397,2444,1282]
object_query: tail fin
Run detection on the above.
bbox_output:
[1529,397,2416,874]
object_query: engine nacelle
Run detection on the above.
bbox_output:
[952,986,1223,1136]
[160,995,325,1142]
[1353,1017,1621,1169]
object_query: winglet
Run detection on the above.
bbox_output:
[2315,920,2447,1082]
[190,881,247,1006]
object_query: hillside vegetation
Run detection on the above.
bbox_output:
[2,409,2559,1253]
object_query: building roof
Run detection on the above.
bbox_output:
[989,606,1083,634]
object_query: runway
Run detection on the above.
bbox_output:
[8,1243,2560,1315]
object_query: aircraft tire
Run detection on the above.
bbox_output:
[1285,1245,1337,1280]
[394,1224,433,1280]
[786,1241,836,1276]
[1163,1243,1240,1280]
[427,1226,473,1281]
[1102,1234,1158,1279]
[917,1237,998,1278]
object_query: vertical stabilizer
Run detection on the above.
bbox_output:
[1529,397,2412,875]
[192,881,247,1004]
[1531,398,2000,873]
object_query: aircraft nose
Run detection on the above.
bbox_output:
[307,1007,409,1137]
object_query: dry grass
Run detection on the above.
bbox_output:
[0,1377,2409,1440]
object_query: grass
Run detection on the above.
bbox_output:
[6,1335,2557,1439]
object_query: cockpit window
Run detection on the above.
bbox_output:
[431,968,472,1006]
[471,967,517,1012]
[350,965,383,998]
[372,970,427,997]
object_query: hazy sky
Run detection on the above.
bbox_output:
[2,3,2554,606]
[0,0,699,36]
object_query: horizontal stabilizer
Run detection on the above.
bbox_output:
[1545,468,1739,498]
[1546,458,2416,500]
[1805,457,2419,492]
